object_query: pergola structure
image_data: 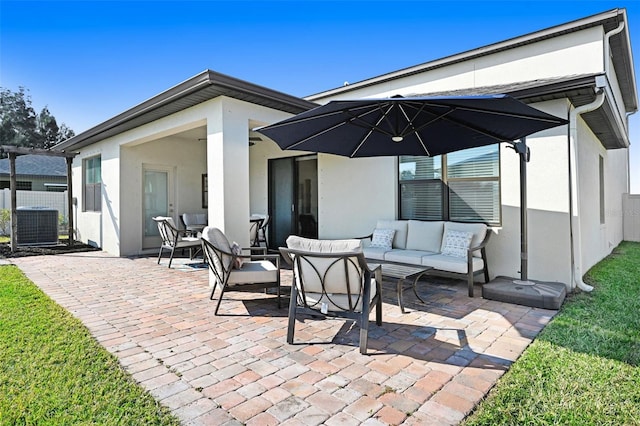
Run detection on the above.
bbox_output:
[0,145,77,252]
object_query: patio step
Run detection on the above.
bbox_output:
[482,276,567,310]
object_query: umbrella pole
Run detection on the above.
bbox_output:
[511,138,532,284]
[519,139,528,282]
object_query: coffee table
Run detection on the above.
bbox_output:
[367,262,433,313]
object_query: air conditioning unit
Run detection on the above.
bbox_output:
[16,207,59,246]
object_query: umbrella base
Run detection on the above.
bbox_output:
[482,276,566,310]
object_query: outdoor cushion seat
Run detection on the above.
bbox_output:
[384,249,437,265]
[360,219,491,297]
[280,235,382,354]
[201,226,280,315]
[361,246,388,261]
[153,216,201,268]
[421,253,485,275]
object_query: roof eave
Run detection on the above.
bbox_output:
[306,9,637,111]
[56,70,317,151]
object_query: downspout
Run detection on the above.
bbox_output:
[567,21,625,292]
[568,91,604,292]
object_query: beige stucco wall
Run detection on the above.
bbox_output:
[70,22,631,292]
[73,95,293,256]
[312,27,604,101]
[305,26,630,288]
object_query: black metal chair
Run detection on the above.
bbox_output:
[279,236,382,355]
[201,226,281,315]
[152,216,201,268]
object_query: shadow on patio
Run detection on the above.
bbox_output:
[10,252,556,425]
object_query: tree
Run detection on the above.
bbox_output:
[0,87,75,151]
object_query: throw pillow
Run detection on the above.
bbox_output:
[441,230,473,258]
[230,242,243,269]
[370,228,395,250]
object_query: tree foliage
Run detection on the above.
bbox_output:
[0,87,75,151]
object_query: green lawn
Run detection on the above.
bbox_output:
[0,265,180,425]
[464,241,640,425]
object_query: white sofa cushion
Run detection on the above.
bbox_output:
[406,220,444,253]
[362,246,389,261]
[441,222,487,258]
[421,253,485,274]
[384,249,438,265]
[376,220,408,249]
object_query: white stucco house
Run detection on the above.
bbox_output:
[56,9,636,292]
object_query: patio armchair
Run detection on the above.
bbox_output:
[180,213,207,236]
[279,235,382,355]
[251,213,270,247]
[201,226,281,315]
[153,216,201,268]
[249,217,263,247]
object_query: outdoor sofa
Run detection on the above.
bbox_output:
[361,219,491,297]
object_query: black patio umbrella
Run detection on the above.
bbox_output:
[256,94,568,284]
[255,94,567,158]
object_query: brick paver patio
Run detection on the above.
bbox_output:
[9,251,556,425]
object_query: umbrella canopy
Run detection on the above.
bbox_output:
[256,94,570,284]
[255,94,567,158]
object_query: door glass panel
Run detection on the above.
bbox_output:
[269,158,294,249]
[144,171,168,237]
[297,157,318,238]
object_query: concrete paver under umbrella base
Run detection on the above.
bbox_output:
[10,252,557,425]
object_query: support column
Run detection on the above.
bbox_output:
[66,157,74,246]
[9,153,17,252]
[205,98,251,246]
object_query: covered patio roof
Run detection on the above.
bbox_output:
[55,70,318,152]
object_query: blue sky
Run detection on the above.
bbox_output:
[1,0,639,191]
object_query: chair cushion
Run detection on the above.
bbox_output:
[202,226,233,270]
[376,220,408,249]
[286,236,362,253]
[301,278,377,312]
[441,222,487,258]
[421,253,485,274]
[406,220,444,253]
[175,236,201,248]
[227,260,278,285]
[369,228,395,250]
[441,230,473,258]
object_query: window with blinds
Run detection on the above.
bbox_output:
[83,156,102,212]
[399,145,501,225]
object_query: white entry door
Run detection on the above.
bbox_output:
[142,165,175,249]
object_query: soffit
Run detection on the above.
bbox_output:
[413,74,626,149]
[56,70,318,151]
